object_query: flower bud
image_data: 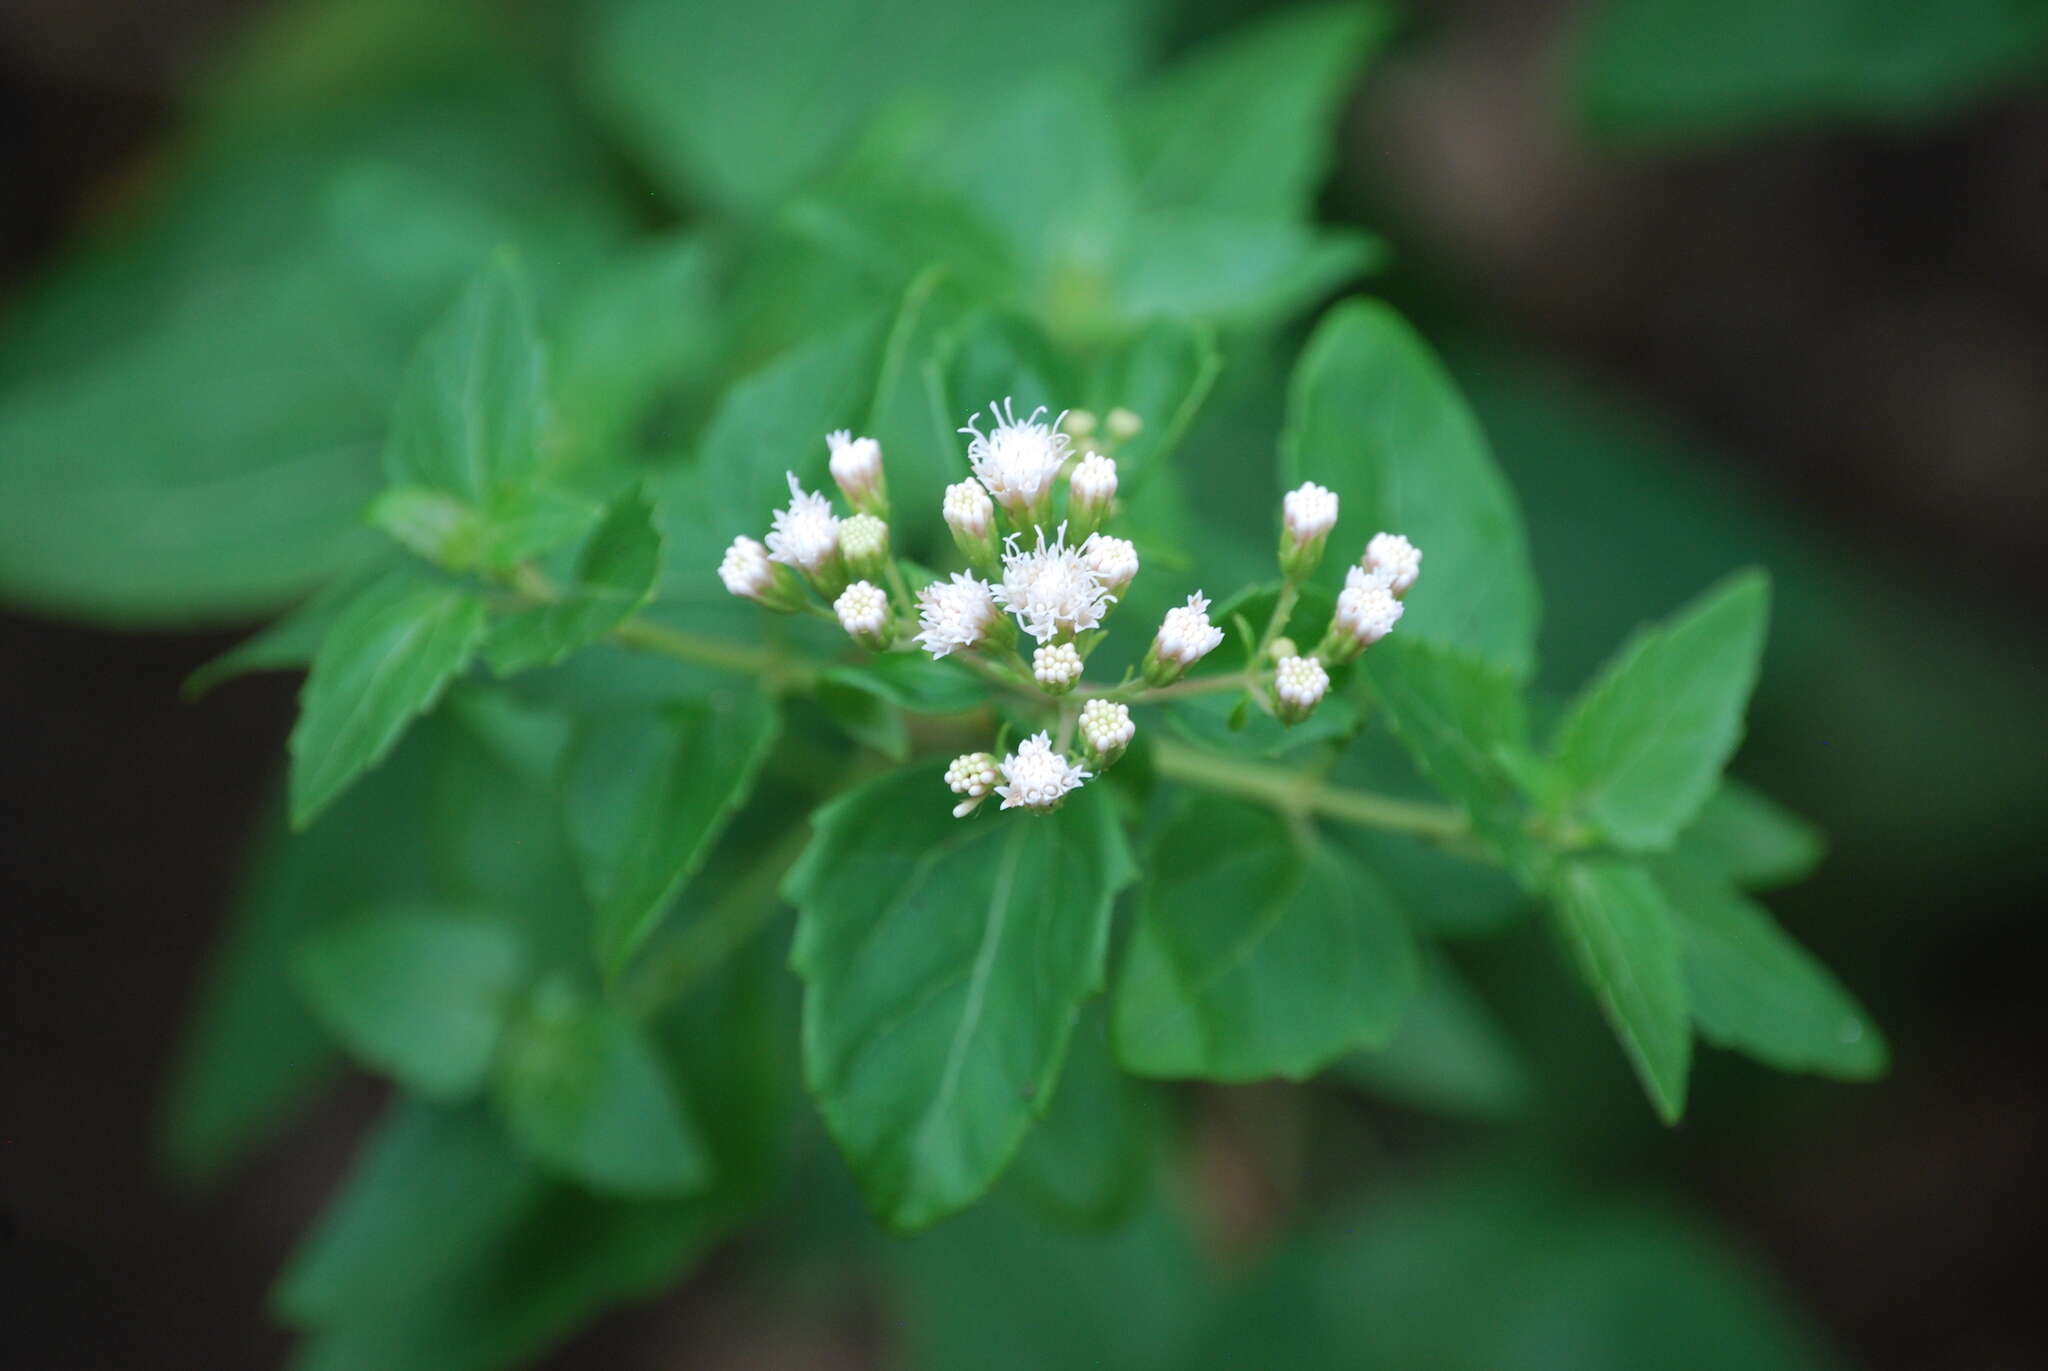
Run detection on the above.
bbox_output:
[1143,591,1225,686]
[1081,534,1139,599]
[833,580,893,651]
[943,479,999,573]
[839,513,891,583]
[1032,642,1084,695]
[1061,409,1099,442]
[718,535,805,612]
[1105,407,1142,442]
[915,571,1003,659]
[1272,654,1329,725]
[945,752,1000,818]
[1363,531,1421,597]
[1317,565,1404,664]
[1279,481,1338,582]
[1078,699,1134,767]
[1066,452,1118,540]
[827,429,888,518]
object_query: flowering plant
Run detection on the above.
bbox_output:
[6,0,1901,1365]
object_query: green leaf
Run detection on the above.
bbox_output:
[1549,569,1771,850]
[1003,1010,1160,1230]
[295,908,526,1100]
[384,252,549,503]
[1335,953,1533,1119]
[550,232,721,464]
[786,765,1136,1231]
[494,981,715,1195]
[1133,2,1396,219]
[483,488,664,676]
[564,692,780,978]
[287,571,489,827]
[275,1099,542,1326]
[182,561,395,699]
[1657,862,1886,1080]
[815,673,912,761]
[1110,217,1384,330]
[820,654,987,716]
[1281,299,1541,677]
[583,0,1155,213]
[1224,1163,1851,1371]
[162,746,434,1180]
[1549,859,1692,1123]
[1572,0,2048,147]
[1675,779,1826,890]
[1361,636,1533,855]
[700,311,889,536]
[1115,795,1418,1081]
[0,264,387,624]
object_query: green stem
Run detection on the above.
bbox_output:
[1251,580,1301,666]
[610,618,816,691]
[1150,737,1468,842]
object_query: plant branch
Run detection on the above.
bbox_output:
[1149,737,1469,843]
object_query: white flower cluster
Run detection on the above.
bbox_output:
[724,395,1309,818]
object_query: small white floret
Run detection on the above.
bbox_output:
[764,472,840,575]
[1155,592,1225,667]
[1283,482,1339,541]
[1364,532,1421,596]
[833,580,890,645]
[995,732,1091,812]
[993,523,1115,644]
[1032,642,1084,692]
[1337,564,1404,645]
[1069,452,1117,506]
[718,536,775,601]
[915,572,998,659]
[943,480,994,538]
[1078,699,1134,763]
[945,751,1000,817]
[1081,534,1139,598]
[961,397,1071,521]
[1274,654,1329,711]
[826,429,884,508]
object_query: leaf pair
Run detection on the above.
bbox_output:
[296,908,710,1196]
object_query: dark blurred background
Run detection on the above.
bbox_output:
[3,1,2044,1367]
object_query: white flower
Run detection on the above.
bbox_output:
[1273,654,1329,723]
[1081,534,1139,598]
[992,523,1114,644]
[961,397,1071,521]
[915,572,998,659]
[1069,451,1118,508]
[826,429,884,509]
[943,480,994,538]
[996,732,1091,812]
[1032,642,1084,693]
[765,472,840,576]
[718,535,775,600]
[833,580,891,648]
[1154,592,1225,667]
[1078,699,1134,764]
[1364,531,1421,596]
[1283,482,1339,541]
[1105,407,1142,441]
[945,751,1000,818]
[1337,565,1403,643]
